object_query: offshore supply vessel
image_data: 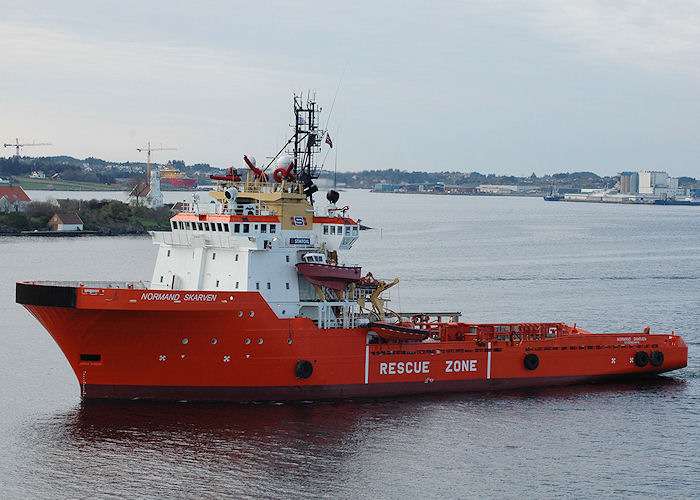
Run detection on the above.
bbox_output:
[16,95,687,401]
[160,162,198,189]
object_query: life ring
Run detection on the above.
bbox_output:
[650,350,664,367]
[295,360,314,379]
[273,168,285,182]
[634,351,649,367]
[523,353,539,370]
[510,332,522,346]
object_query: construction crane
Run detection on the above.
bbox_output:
[136,142,177,181]
[3,138,51,157]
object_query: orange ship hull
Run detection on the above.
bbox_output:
[17,282,688,402]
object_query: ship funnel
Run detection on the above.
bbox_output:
[224,186,238,201]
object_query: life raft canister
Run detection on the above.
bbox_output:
[650,350,664,367]
[523,353,539,370]
[295,360,314,379]
[634,351,649,367]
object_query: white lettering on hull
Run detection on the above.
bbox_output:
[140,292,217,302]
[445,359,477,373]
[379,361,430,375]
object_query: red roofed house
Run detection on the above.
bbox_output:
[0,185,31,212]
[48,213,84,232]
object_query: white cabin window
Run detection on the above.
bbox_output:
[212,253,216,260]
[159,276,163,282]
[243,224,249,233]
[345,226,351,235]
[254,224,258,231]
[353,226,358,235]
[330,226,336,235]
[261,224,267,233]
[256,282,260,290]
[270,225,276,233]
[235,254,239,262]
[286,255,289,262]
[216,280,219,287]
[171,221,177,230]
[286,282,290,289]
[235,281,239,289]
[323,225,328,234]
[167,250,171,257]
[234,223,240,233]
[266,282,271,289]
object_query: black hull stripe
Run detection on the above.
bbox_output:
[16,283,77,308]
[84,373,668,402]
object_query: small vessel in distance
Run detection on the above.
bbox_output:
[160,162,197,189]
[543,186,564,201]
[16,95,687,402]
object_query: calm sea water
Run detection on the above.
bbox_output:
[2,191,699,499]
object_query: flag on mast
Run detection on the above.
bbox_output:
[325,132,333,148]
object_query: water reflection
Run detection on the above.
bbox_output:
[10,375,691,498]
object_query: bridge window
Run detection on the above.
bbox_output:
[495,325,510,333]
[234,223,240,233]
[352,226,358,235]
[204,223,210,231]
[211,223,217,232]
[330,226,336,235]
[243,224,249,233]
[270,224,276,233]
[185,221,191,230]
[261,224,267,233]
[323,225,329,234]
[197,222,203,231]
[345,226,351,235]
[218,223,224,232]
[171,221,177,230]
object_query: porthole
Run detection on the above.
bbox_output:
[245,338,251,345]
[182,338,188,344]
[287,338,292,344]
[211,338,217,345]
[249,310,255,317]
[238,311,243,317]
[258,338,263,344]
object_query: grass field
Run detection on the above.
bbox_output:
[16,177,121,191]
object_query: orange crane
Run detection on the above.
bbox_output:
[137,142,177,180]
[3,138,51,157]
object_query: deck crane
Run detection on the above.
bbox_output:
[3,138,51,157]
[136,142,177,181]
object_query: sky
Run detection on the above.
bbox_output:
[2,0,700,177]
